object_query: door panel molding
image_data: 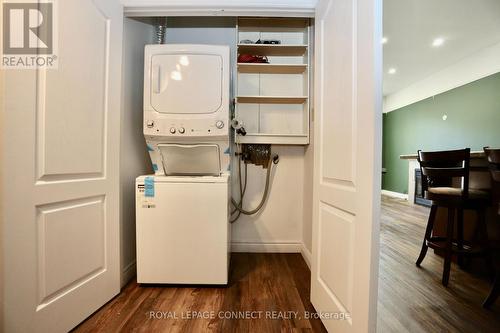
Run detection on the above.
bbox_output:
[317,202,354,312]
[36,195,106,307]
[35,1,112,182]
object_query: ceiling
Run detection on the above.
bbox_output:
[383,0,500,95]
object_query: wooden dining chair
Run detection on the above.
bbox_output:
[415,148,493,286]
[483,147,500,308]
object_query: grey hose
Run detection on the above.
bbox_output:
[230,155,247,222]
[230,155,276,220]
[231,156,247,215]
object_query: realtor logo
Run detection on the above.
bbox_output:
[1,0,58,68]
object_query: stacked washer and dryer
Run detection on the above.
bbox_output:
[136,44,231,284]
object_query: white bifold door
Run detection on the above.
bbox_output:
[1,0,123,331]
[311,0,382,332]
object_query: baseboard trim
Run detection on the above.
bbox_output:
[381,190,408,200]
[300,244,312,269]
[121,260,136,287]
[231,242,302,253]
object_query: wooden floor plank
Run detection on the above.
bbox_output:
[377,195,500,333]
[73,253,326,333]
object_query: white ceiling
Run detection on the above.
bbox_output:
[383,0,500,95]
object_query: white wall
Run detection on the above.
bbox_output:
[120,17,154,286]
[165,17,310,252]
[384,41,500,113]
[231,146,305,252]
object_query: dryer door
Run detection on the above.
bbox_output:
[150,54,223,114]
[158,144,221,176]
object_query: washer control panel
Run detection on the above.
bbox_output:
[144,117,228,137]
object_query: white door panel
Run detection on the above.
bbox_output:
[2,0,123,331]
[40,1,108,178]
[311,0,382,332]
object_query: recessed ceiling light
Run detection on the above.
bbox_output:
[432,37,445,47]
[381,37,388,44]
[388,68,397,74]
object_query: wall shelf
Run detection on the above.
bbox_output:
[237,44,307,56]
[237,63,307,74]
[235,17,311,145]
[237,96,307,104]
[237,18,309,29]
[237,134,309,145]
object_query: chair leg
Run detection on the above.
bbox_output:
[416,204,437,267]
[464,215,482,268]
[456,208,464,268]
[483,272,500,308]
[477,208,495,280]
[442,207,455,287]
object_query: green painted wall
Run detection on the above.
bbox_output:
[382,72,500,194]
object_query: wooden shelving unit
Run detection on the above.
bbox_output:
[237,63,307,74]
[237,44,308,56]
[237,96,307,104]
[235,17,311,145]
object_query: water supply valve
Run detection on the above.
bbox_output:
[231,119,246,136]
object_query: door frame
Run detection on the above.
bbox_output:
[310,0,382,331]
[1,0,124,331]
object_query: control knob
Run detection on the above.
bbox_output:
[215,120,224,129]
[178,127,185,134]
[169,127,176,134]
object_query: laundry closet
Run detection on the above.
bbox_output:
[120,15,315,285]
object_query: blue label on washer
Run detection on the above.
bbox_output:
[152,163,158,171]
[144,177,154,197]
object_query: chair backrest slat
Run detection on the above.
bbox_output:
[417,148,470,197]
[420,167,465,179]
[418,149,470,165]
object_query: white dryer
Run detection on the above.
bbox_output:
[142,44,231,176]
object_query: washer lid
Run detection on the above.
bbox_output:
[158,143,221,176]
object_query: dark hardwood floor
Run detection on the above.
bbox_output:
[73,253,327,333]
[378,195,500,332]
[74,195,500,332]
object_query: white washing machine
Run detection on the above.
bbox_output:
[136,44,231,284]
[136,174,230,284]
